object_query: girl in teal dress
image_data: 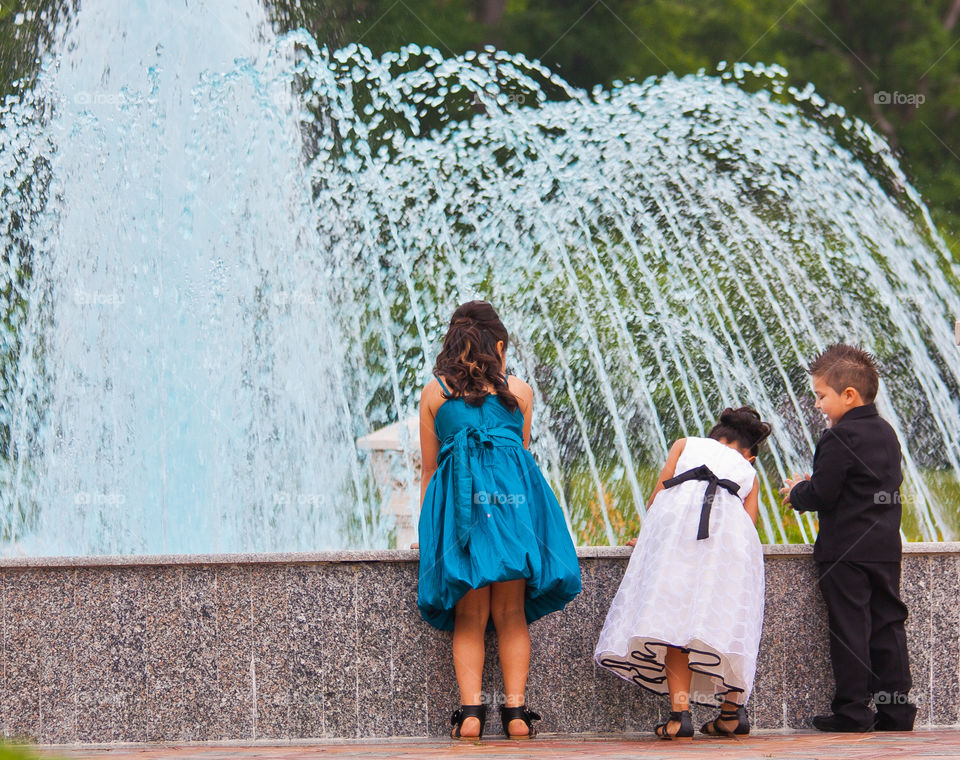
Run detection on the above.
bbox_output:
[417,300,581,741]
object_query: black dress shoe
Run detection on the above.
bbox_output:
[811,714,874,732]
[874,710,916,731]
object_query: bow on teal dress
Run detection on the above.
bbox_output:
[417,373,582,631]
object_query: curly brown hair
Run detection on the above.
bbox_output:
[707,406,773,457]
[433,301,519,411]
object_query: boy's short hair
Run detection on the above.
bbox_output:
[807,343,879,403]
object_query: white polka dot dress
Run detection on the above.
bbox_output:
[594,437,764,706]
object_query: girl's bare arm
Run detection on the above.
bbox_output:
[627,439,685,546]
[510,376,534,449]
[419,381,441,507]
[646,438,686,509]
[744,476,760,525]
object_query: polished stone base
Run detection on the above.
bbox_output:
[1,544,956,743]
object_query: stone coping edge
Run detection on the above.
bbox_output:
[1,542,958,568]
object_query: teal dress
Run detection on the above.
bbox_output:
[417,371,582,631]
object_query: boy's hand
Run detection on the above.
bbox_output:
[779,473,810,510]
[626,537,638,547]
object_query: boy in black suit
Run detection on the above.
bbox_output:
[781,344,915,732]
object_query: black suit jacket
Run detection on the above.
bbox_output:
[789,403,904,562]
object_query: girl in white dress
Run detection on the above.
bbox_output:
[594,407,772,740]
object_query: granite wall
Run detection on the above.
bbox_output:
[1,544,957,744]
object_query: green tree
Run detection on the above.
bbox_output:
[498,0,960,252]
[3,0,958,244]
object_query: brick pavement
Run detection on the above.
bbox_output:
[8,729,960,760]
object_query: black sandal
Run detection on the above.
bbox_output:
[700,705,750,736]
[450,704,487,741]
[655,710,694,740]
[500,704,541,739]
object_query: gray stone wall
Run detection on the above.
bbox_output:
[0,544,956,744]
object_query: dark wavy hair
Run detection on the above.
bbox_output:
[707,406,772,458]
[432,301,519,411]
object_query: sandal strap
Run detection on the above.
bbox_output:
[451,704,487,725]
[702,706,747,736]
[501,705,541,722]
[657,710,693,739]
[501,704,541,737]
[707,718,728,735]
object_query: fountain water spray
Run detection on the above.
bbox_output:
[2,3,959,556]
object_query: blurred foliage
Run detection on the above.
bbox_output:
[0,741,62,760]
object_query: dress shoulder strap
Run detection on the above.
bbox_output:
[435,371,508,395]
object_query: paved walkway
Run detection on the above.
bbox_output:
[12,730,960,760]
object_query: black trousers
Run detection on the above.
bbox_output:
[817,560,915,727]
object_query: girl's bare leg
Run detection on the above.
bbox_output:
[453,586,491,737]
[490,579,530,736]
[663,646,692,734]
[715,694,743,732]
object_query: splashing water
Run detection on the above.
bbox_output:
[0,1,366,556]
[2,1,959,556]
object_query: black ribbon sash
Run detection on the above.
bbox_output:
[662,464,741,540]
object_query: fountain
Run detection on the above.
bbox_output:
[0,0,368,556]
[1,0,959,557]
